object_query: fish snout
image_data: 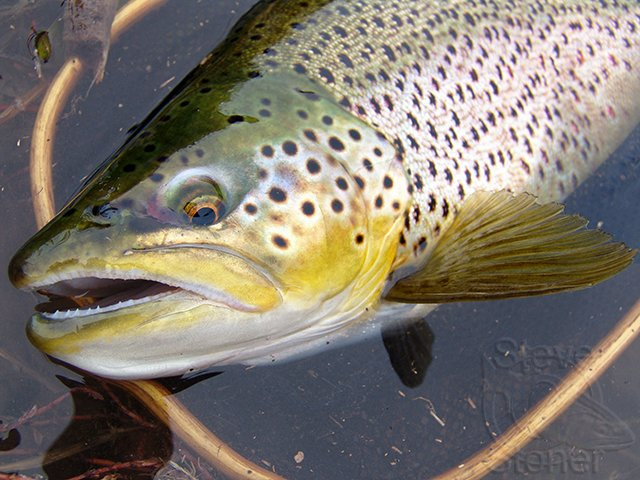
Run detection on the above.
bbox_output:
[7,251,27,289]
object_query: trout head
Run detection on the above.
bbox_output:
[9,74,409,378]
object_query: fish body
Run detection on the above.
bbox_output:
[9,0,640,379]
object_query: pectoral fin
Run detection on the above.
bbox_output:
[385,191,636,303]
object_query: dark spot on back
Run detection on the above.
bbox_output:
[261,145,274,158]
[269,187,287,202]
[329,137,345,151]
[349,129,361,141]
[307,158,321,174]
[272,235,288,249]
[302,201,315,216]
[283,141,298,156]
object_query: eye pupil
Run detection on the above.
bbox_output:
[191,206,216,225]
[185,199,225,226]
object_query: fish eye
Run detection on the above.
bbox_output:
[184,197,226,226]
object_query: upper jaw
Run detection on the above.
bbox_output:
[29,266,276,324]
[11,243,284,319]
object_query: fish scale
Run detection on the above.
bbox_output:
[7,0,639,379]
[252,0,640,268]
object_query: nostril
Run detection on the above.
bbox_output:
[90,204,118,220]
[7,252,26,287]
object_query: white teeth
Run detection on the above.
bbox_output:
[41,292,177,321]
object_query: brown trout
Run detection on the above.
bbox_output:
[9,0,639,379]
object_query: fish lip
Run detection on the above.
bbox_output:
[27,244,281,321]
[35,282,188,321]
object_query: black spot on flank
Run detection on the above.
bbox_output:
[329,137,345,151]
[375,195,383,208]
[304,130,318,142]
[261,98,271,106]
[322,115,333,126]
[150,173,164,182]
[227,115,244,123]
[338,54,354,68]
[333,25,347,37]
[283,141,298,156]
[180,155,189,164]
[392,201,400,210]
[428,195,436,211]
[383,175,394,189]
[464,12,476,26]
[258,169,268,179]
[293,64,307,74]
[442,200,449,218]
[159,115,171,122]
[261,145,274,158]
[307,158,321,174]
[62,208,76,217]
[250,34,262,41]
[179,100,190,107]
[349,129,361,141]
[259,109,271,117]
[336,177,348,190]
[269,187,287,202]
[413,174,424,191]
[413,205,421,223]
[123,163,136,172]
[302,201,315,216]
[200,87,212,93]
[373,147,383,157]
[195,148,205,158]
[355,176,365,189]
[418,237,427,252]
[272,235,288,249]
[355,233,364,244]
[144,144,156,153]
[247,71,261,78]
[331,199,344,213]
[319,68,335,83]
[156,156,168,163]
[363,159,373,171]
[297,110,308,119]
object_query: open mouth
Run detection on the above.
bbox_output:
[35,277,181,320]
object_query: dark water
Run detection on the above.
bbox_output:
[1,2,639,479]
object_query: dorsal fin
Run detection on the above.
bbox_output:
[385,191,636,303]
